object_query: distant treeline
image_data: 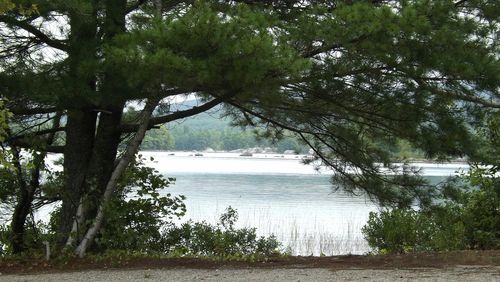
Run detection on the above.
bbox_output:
[142,125,307,153]
[141,112,308,153]
[141,112,425,159]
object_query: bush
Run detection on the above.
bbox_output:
[165,207,281,257]
[363,209,424,254]
[95,158,281,257]
[95,156,186,253]
[362,165,499,254]
[362,206,466,254]
[0,220,54,257]
[461,182,500,249]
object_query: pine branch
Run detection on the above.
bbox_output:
[120,97,224,132]
[0,15,68,51]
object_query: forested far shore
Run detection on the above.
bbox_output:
[141,112,427,159]
[141,125,308,153]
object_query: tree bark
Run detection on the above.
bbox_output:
[65,102,125,247]
[75,97,160,257]
[58,109,97,243]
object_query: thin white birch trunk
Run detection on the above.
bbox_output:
[64,198,84,249]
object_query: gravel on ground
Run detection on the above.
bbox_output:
[1,265,499,282]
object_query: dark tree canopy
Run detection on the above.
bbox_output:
[0,0,498,255]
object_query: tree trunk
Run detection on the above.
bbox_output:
[88,103,125,198]
[58,109,97,242]
[65,102,124,247]
[10,148,32,254]
[75,97,160,257]
[10,114,61,253]
[58,1,98,244]
[65,0,128,248]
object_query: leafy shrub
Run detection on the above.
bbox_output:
[363,209,423,254]
[362,165,499,254]
[0,220,54,257]
[95,156,186,252]
[165,206,281,257]
[461,167,500,249]
[0,151,62,256]
[362,206,466,254]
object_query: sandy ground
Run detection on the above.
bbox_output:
[1,266,499,282]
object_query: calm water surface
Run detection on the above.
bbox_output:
[141,151,467,255]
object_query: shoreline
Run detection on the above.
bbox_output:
[138,150,469,164]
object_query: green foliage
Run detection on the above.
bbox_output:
[0,153,17,204]
[0,153,283,258]
[363,209,417,254]
[0,1,37,15]
[0,154,185,256]
[0,225,10,255]
[0,99,12,167]
[363,166,500,254]
[142,106,434,157]
[108,1,307,98]
[362,207,466,254]
[0,0,14,14]
[363,110,499,253]
[0,148,57,255]
[474,111,500,166]
[0,99,10,143]
[236,0,500,205]
[94,156,186,252]
[390,140,426,161]
[165,207,281,257]
[461,168,500,250]
[167,126,305,153]
[141,126,175,151]
[0,220,54,257]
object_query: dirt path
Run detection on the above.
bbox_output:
[1,266,499,282]
[1,251,499,281]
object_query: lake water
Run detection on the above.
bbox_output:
[139,151,468,255]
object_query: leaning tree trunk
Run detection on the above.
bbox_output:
[75,97,160,257]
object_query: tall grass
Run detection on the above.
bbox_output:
[177,203,373,256]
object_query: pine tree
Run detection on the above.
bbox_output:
[0,0,498,255]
